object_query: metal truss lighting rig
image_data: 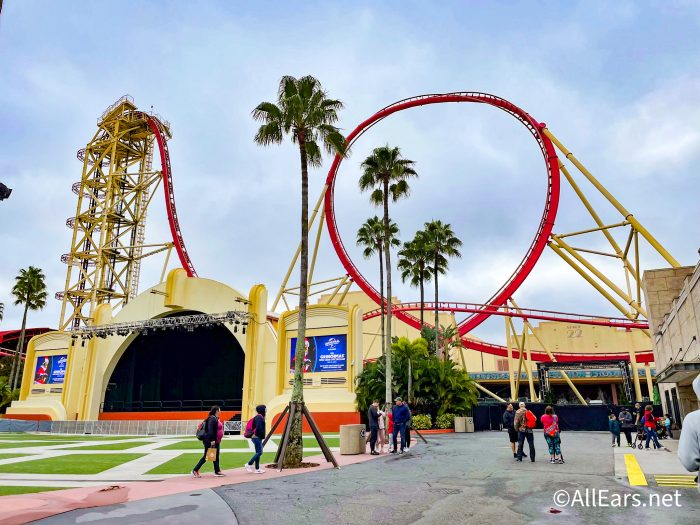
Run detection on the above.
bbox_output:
[70,310,251,341]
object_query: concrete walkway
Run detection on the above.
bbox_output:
[26,432,700,525]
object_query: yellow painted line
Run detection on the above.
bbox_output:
[654,474,696,487]
[624,454,648,486]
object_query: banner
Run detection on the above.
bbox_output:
[290,334,347,373]
[33,354,68,385]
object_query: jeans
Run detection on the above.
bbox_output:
[393,422,406,451]
[645,428,661,449]
[194,441,220,473]
[405,427,411,448]
[517,431,535,461]
[369,427,379,452]
[611,431,620,446]
[666,426,674,439]
[248,437,263,469]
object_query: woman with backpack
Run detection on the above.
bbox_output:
[192,405,225,478]
[244,405,267,474]
[541,406,563,464]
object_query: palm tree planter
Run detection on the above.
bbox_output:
[357,216,399,357]
[253,75,346,468]
[9,267,48,390]
[359,146,417,405]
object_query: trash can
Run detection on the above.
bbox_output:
[339,424,366,454]
[465,416,475,433]
[454,417,467,433]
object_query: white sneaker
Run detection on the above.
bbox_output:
[255,468,265,474]
[244,463,253,473]
[405,447,410,452]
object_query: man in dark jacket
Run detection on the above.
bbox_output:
[245,405,267,474]
[619,408,634,447]
[368,400,381,455]
[392,397,410,454]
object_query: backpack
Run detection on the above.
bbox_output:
[243,416,255,439]
[525,410,537,429]
[195,418,208,441]
[544,415,559,437]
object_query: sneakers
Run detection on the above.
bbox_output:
[214,472,226,477]
[611,444,616,447]
[191,470,200,478]
[255,468,265,474]
[370,451,379,456]
[549,459,556,463]
[405,447,410,452]
[244,463,254,473]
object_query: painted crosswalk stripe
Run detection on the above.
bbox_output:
[624,454,647,486]
[654,475,696,487]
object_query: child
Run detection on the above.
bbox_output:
[609,414,621,447]
[665,414,674,439]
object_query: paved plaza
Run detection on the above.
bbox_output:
[2,431,696,525]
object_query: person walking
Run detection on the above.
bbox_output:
[642,405,663,450]
[503,403,522,458]
[540,406,563,464]
[192,405,225,477]
[368,400,381,455]
[392,397,410,454]
[609,414,621,447]
[514,401,536,462]
[245,405,267,474]
[619,408,634,447]
[678,374,700,491]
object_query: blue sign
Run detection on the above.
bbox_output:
[33,354,68,385]
[290,334,347,373]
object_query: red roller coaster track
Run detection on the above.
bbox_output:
[143,115,197,278]
[322,92,654,364]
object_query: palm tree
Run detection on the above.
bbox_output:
[0,302,4,324]
[356,217,400,357]
[423,221,462,359]
[359,145,417,406]
[10,266,47,390]
[253,75,346,467]
[397,230,439,326]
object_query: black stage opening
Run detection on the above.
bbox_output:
[103,312,244,412]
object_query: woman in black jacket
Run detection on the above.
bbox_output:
[192,406,224,477]
[245,405,267,474]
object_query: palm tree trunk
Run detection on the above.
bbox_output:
[434,252,440,360]
[285,133,308,467]
[383,179,392,405]
[11,304,29,391]
[419,262,425,327]
[378,246,385,356]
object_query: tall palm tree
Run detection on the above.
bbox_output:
[253,75,346,467]
[10,266,47,390]
[423,221,462,359]
[356,217,400,357]
[397,230,439,326]
[359,145,417,406]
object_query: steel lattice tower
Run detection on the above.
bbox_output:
[57,96,174,330]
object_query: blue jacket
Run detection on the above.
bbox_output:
[609,419,621,433]
[393,404,410,426]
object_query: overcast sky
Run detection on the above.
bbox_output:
[1,1,699,345]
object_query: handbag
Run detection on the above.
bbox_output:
[544,415,559,437]
[206,447,218,461]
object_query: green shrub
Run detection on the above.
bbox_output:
[412,414,432,430]
[435,413,455,429]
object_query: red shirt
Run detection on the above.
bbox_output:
[387,412,393,433]
[540,414,558,432]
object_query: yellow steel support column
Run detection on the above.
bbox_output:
[629,350,643,402]
[505,310,516,401]
[474,381,507,403]
[509,298,587,406]
[509,318,526,400]
[524,330,537,402]
[545,129,680,267]
[644,362,654,400]
[551,236,647,318]
[337,279,353,306]
[307,207,326,288]
[325,275,349,305]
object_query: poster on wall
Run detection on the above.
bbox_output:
[33,355,68,385]
[290,334,347,373]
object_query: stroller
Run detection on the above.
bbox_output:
[634,425,646,449]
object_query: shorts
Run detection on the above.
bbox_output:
[508,428,518,443]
